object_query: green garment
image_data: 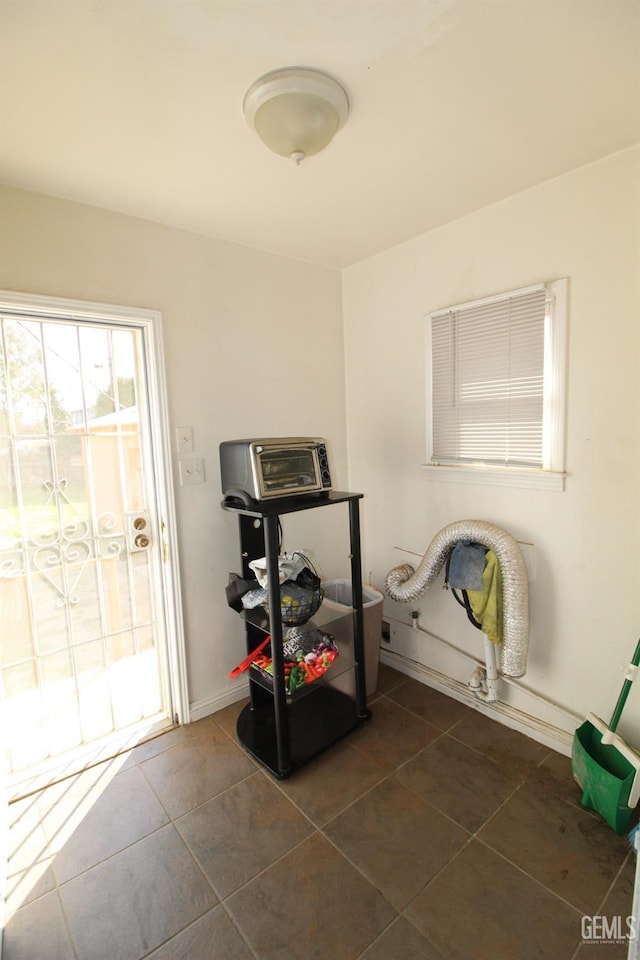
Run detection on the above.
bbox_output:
[466,548,503,645]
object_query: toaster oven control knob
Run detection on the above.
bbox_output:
[317,445,331,486]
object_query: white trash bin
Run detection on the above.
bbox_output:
[321,579,383,698]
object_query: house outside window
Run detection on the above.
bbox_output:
[424,279,568,491]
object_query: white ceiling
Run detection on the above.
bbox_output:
[1,0,639,269]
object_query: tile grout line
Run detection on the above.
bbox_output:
[217,829,322,905]
[460,767,596,921]
[218,900,262,960]
[5,672,630,960]
[202,747,416,955]
[138,763,262,960]
[228,688,545,946]
[392,748,588,945]
[390,769,476,838]
[474,833,588,918]
[10,721,262,960]
[47,752,260,960]
[564,848,637,960]
[52,881,82,960]
[267,757,389,832]
[469,755,629,920]
[6,711,262,954]
[351,914,408,960]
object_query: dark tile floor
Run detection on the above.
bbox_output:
[3,664,637,960]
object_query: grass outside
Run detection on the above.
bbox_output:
[0,486,92,552]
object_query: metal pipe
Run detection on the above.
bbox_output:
[469,636,500,702]
[384,520,529,678]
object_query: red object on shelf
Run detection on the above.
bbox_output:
[229,636,271,679]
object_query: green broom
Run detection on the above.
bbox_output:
[571,638,640,834]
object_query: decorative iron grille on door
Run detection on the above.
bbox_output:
[0,310,174,776]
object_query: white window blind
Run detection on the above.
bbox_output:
[430,285,547,467]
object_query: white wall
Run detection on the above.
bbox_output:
[3,147,639,749]
[0,185,350,716]
[343,147,640,748]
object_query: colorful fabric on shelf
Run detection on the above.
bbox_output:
[252,630,339,695]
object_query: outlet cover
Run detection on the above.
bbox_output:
[179,458,205,485]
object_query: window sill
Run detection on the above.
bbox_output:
[420,463,566,491]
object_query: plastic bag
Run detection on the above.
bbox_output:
[248,551,307,588]
[243,552,323,625]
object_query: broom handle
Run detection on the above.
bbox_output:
[609,638,640,733]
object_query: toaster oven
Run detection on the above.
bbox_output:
[219,437,332,503]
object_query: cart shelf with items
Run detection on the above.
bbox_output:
[222,490,370,779]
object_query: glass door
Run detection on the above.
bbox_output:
[0,299,185,785]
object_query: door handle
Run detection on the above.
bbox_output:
[127,513,151,552]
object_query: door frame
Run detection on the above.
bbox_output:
[0,288,189,730]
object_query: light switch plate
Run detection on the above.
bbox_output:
[176,426,194,454]
[179,458,205,485]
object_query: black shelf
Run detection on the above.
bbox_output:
[241,601,355,635]
[237,686,370,778]
[221,489,363,518]
[223,490,369,779]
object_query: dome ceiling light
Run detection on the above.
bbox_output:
[243,67,350,165]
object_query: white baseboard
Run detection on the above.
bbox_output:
[188,652,575,757]
[380,649,574,757]
[189,680,249,723]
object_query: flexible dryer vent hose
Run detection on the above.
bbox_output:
[384,520,529,678]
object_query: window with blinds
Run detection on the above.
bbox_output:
[426,280,567,485]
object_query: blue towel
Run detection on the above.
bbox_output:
[447,541,488,590]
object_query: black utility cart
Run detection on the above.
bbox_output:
[222,491,371,779]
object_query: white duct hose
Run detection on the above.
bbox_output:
[384,520,529,678]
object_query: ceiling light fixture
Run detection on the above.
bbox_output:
[243,67,350,165]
